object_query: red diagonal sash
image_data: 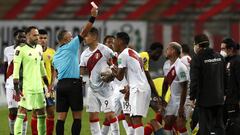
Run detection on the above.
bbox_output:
[86,50,103,76]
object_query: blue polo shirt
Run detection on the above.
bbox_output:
[53,36,82,80]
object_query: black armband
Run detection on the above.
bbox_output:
[14,82,19,92]
[89,16,96,23]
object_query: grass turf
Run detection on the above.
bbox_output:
[0,105,155,135]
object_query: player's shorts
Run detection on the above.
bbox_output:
[129,88,151,117]
[113,91,131,115]
[56,78,83,112]
[19,92,46,110]
[86,87,115,113]
[165,97,192,117]
[6,87,18,108]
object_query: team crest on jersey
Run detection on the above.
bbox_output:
[143,57,147,64]
[171,69,175,76]
[15,50,20,56]
[48,55,51,59]
[95,53,100,59]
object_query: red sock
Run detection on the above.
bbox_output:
[31,116,38,135]
[144,123,153,135]
[155,113,163,124]
[117,114,125,121]
[46,116,54,135]
[103,120,110,126]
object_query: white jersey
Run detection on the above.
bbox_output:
[4,45,15,88]
[166,58,189,103]
[181,55,191,71]
[80,43,114,96]
[118,48,150,92]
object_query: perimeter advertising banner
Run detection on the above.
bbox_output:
[0,21,147,56]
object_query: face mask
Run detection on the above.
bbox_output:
[220,50,227,57]
[193,45,199,54]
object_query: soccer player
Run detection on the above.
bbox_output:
[101,35,131,135]
[13,26,49,135]
[4,29,27,135]
[80,28,120,135]
[52,7,98,135]
[139,42,165,135]
[163,42,189,135]
[112,32,151,135]
[31,29,56,135]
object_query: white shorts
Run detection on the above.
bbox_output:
[86,87,115,113]
[165,98,192,118]
[6,86,18,109]
[113,91,131,115]
[129,88,151,117]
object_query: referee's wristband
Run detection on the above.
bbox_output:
[89,16,96,23]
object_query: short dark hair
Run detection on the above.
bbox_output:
[57,30,68,41]
[25,26,38,34]
[194,34,209,47]
[116,32,130,45]
[149,42,163,51]
[181,43,190,54]
[103,35,115,44]
[39,29,48,35]
[13,29,25,38]
[222,38,239,50]
[89,27,99,38]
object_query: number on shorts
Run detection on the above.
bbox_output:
[123,101,131,111]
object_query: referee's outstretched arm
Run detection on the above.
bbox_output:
[80,7,98,38]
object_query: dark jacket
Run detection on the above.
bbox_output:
[190,48,225,107]
[225,55,240,111]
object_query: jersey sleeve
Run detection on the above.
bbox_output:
[140,52,149,71]
[176,64,188,82]
[66,36,83,53]
[80,51,86,67]
[13,47,23,79]
[118,52,127,69]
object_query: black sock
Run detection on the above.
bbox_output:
[71,119,81,135]
[56,120,65,135]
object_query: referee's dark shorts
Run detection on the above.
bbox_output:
[56,78,83,112]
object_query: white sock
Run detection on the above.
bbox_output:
[8,116,16,134]
[22,120,28,135]
[122,120,129,134]
[101,124,110,135]
[90,120,102,135]
[110,118,120,135]
[134,125,144,135]
[128,125,134,135]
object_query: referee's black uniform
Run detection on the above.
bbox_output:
[190,47,225,135]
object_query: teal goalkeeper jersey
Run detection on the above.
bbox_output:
[13,43,46,94]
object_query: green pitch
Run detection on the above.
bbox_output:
[0,106,155,135]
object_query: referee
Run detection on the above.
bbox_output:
[52,7,98,135]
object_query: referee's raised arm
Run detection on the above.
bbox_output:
[79,7,98,38]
